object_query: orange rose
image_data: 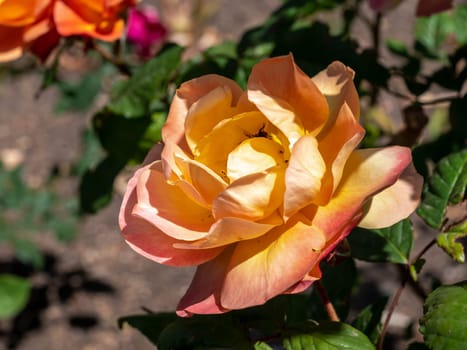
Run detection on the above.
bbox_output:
[0,0,136,62]
[119,55,423,316]
[0,0,56,62]
[54,0,137,41]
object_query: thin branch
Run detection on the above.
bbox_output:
[315,281,340,322]
[92,41,132,75]
[417,94,460,106]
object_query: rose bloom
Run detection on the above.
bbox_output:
[126,6,167,58]
[119,55,423,316]
[0,0,136,62]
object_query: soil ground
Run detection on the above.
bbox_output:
[0,1,465,349]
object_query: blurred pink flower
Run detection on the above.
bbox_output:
[369,0,453,16]
[127,6,167,58]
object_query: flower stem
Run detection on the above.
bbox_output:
[315,280,340,322]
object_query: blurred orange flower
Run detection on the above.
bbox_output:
[0,0,137,62]
[119,55,423,316]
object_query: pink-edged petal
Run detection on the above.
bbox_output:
[311,146,414,236]
[358,163,423,228]
[162,74,243,152]
[312,61,360,128]
[177,247,234,316]
[227,137,286,182]
[212,167,285,221]
[283,135,326,219]
[185,85,242,156]
[316,103,365,203]
[119,166,222,267]
[174,216,277,249]
[219,213,326,310]
[133,161,213,241]
[248,54,329,145]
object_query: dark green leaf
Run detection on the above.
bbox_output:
[417,150,467,229]
[420,281,467,350]
[386,39,410,57]
[157,314,250,350]
[0,274,31,319]
[308,258,357,321]
[283,321,375,350]
[107,44,183,118]
[348,219,413,264]
[118,313,178,345]
[352,297,388,343]
[406,342,430,350]
[436,221,467,263]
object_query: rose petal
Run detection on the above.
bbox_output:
[312,61,360,130]
[196,111,271,178]
[162,75,244,152]
[174,216,277,249]
[248,54,329,146]
[119,166,222,266]
[283,135,326,219]
[185,86,241,156]
[212,166,285,221]
[358,163,423,228]
[227,137,286,182]
[316,103,365,203]
[176,247,234,316]
[416,0,452,17]
[54,1,125,41]
[133,161,213,241]
[312,146,414,235]
[219,213,326,309]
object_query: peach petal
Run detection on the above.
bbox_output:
[174,216,277,249]
[212,167,285,221]
[358,163,423,228]
[174,154,228,206]
[283,135,326,219]
[177,247,235,316]
[227,137,285,182]
[196,111,270,178]
[133,161,213,241]
[119,166,222,267]
[248,54,329,145]
[0,25,24,62]
[185,86,240,156]
[312,61,360,129]
[312,146,413,235]
[316,103,365,203]
[162,75,243,151]
[220,213,326,309]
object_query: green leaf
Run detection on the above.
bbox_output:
[157,314,250,350]
[0,274,31,319]
[348,219,413,264]
[352,297,388,343]
[415,5,467,59]
[283,321,375,350]
[254,342,274,350]
[386,39,410,57]
[420,281,467,350]
[417,150,467,229]
[436,221,467,263]
[118,313,178,345]
[107,44,183,118]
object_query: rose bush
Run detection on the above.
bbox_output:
[0,0,136,62]
[119,55,423,316]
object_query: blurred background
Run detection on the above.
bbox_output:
[0,0,466,349]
